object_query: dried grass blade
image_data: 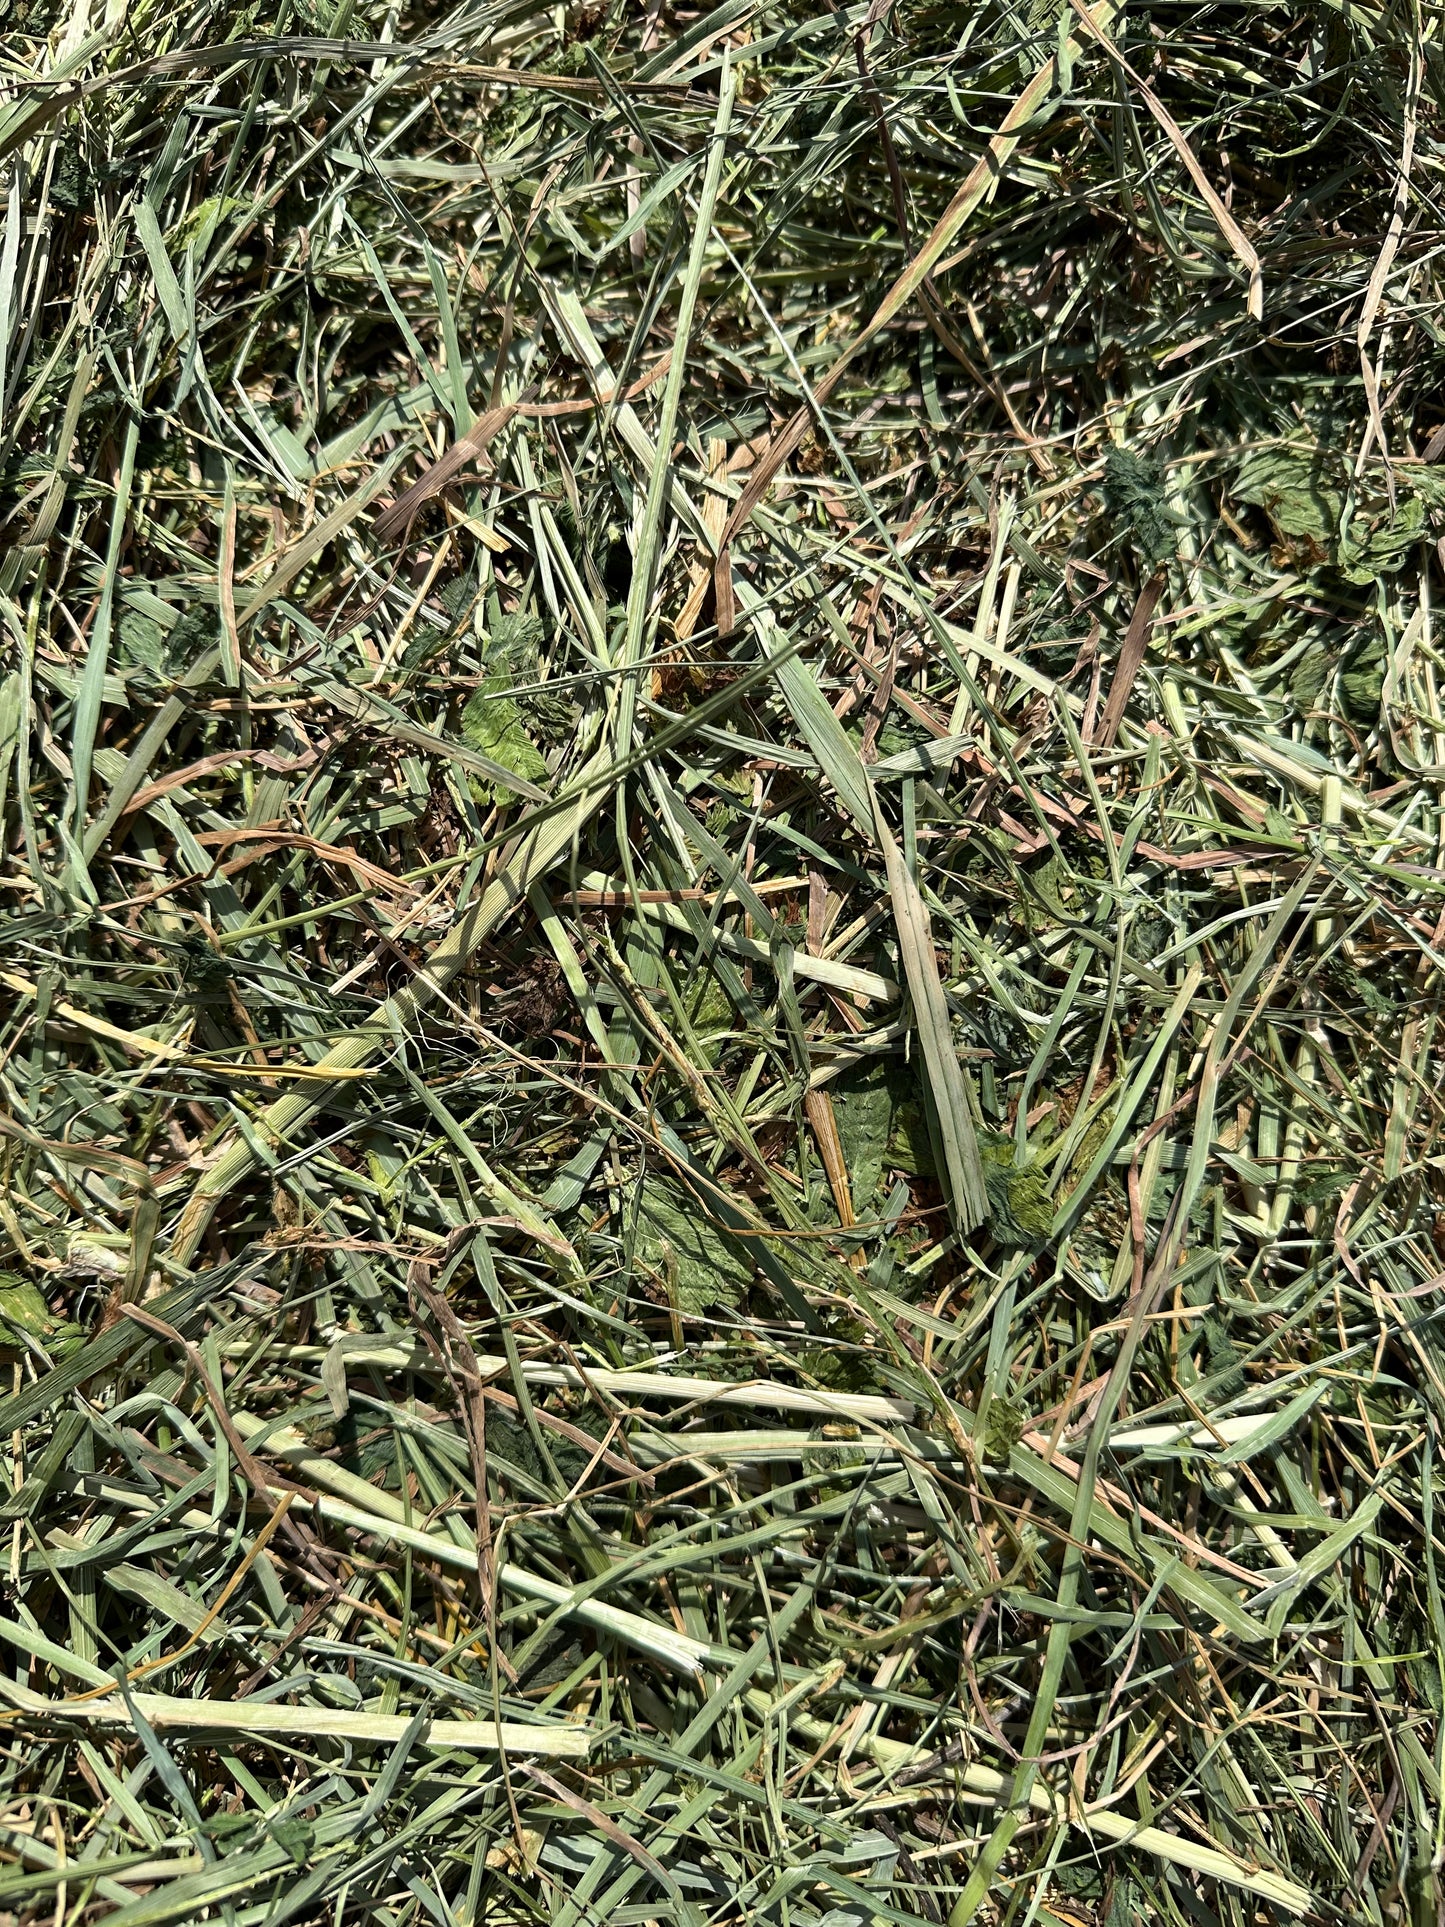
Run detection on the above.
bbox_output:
[0,1685,590,1756]
[371,393,530,543]
[873,796,987,1232]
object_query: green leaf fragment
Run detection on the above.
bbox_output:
[0,1277,84,1355]
[1102,446,1179,569]
[461,689,549,803]
[831,1061,937,1214]
[980,1136,1052,1249]
[633,1185,753,1313]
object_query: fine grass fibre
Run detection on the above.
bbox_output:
[1,1,1443,1924]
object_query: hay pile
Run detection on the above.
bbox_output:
[0,0,1441,1921]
